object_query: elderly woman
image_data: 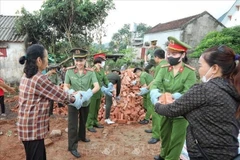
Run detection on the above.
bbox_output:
[18,44,80,160]
[155,45,240,160]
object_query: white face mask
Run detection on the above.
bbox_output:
[201,66,213,83]
[101,61,105,68]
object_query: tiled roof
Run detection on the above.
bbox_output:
[145,13,201,34]
[0,15,25,42]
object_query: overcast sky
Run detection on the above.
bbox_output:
[0,0,235,43]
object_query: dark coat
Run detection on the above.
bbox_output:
[155,77,240,160]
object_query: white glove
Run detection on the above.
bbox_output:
[138,87,149,96]
[65,89,75,94]
[131,80,137,85]
[115,95,120,100]
[144,61,148,67]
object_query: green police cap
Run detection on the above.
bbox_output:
[70,48,88,59]
[167,36,191,52]
[112,68,121,75]
[151,40,157,45]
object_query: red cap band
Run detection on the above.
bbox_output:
[168,43,187,52]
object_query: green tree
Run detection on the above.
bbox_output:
[15,0,115,63]
[135,23,152,38]
[108,23,151,52]
[191,26,240,58]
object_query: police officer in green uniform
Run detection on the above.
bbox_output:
[47,64,62,116]
[64,48,100,158]
[86,53,113,132]
[104,68,121,124]
[133,68,154,125]
[150,37,197,160]
[144,40,161,73]
[145,48,168,144]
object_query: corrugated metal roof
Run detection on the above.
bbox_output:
[0,15,25,42]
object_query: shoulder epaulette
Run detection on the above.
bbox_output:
[184,64,195,71]
[66,66,75,70]
[161,64,170,68]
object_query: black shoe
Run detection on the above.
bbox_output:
[145,129,152,133]
[148,138,159,144]
[70,150,81,158]
[139,119,149,124]
[93,124,104,128]
[79,138,90,142]
[154,155,164,160]
[88,128,97,132]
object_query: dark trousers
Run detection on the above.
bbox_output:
[0,96,5,114]
[68,105,89,151]
[49,100,65,116]
[49,100,54,116]
[105,94,112,119]
[22,139,46,160]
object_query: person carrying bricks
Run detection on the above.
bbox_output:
[150,36,196,160]
[133,69,154,122]
[46,63,62,116]
[64,48,100,158]
[105,68,121,124]
[86,53,113,132]
[144,40,161,73]
[144,48,168,144]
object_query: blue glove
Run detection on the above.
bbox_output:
[70,91,83,110]
[80,89,93,102]
[138,87,149,96]
[150,89,161,105]
[101,86,113,96]
[65,89,75,94]
[172,92,182,100]
[108,82,114,91]
[131,80,137,85]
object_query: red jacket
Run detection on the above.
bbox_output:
[0,78,4,96]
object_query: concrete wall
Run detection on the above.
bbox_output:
[0,42,25,84]
[144,29,182,49]
[182,13,225,49]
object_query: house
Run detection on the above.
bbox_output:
[218,0,240,28]
[131,37,144,59]
[0,15,25,84]
[144,11,225,52]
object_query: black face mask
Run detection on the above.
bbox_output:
[167,56,181,66]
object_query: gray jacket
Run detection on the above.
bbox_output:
[155,77,240,160]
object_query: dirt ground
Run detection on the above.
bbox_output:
[0,96,160,160]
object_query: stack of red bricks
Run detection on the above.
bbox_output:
[98,68,146,124]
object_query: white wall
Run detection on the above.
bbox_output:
[0,42,25,83]
[143,29,182,50]
[221,0,240,27]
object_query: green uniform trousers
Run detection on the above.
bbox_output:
[160,117,188,160]
[143,94,154,120]
[86,96,101,129]
[105,94,112,119]
[151,112,162,139]
[68,105,89,151]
